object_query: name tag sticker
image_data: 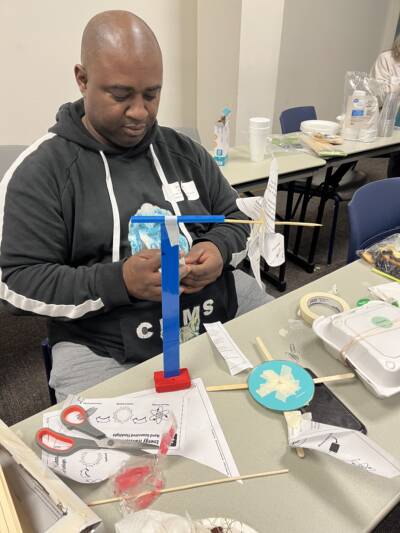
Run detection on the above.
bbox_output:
[162,181,184,203]
[181,180,200,201]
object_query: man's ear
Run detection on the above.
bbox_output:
[74,64,88,95]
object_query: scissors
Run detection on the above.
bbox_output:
[36,404,158,457]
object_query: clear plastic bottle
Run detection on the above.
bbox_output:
[349,90,367,125]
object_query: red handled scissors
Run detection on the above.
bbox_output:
[36,404,158,457]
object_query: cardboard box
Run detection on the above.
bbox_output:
[0,419,102,532]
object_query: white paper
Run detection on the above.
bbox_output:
[263,157,278,235]
[41,379,240,484]
[164,216,179,246]
[162,182,184,203]
[261,158,285,266]
[288,416,400,478]
[204,321,253,375]
[236,196,262,221]
[247,233,263,288]
[263,232,285,267]
[181,180,200,201]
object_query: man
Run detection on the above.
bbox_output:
[0,11,270,401]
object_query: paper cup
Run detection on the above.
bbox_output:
[249,117,271,162]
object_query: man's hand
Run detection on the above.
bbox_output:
[181,241,223,294]
[122,249,190,302]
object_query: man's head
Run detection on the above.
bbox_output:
[75,11,163,148]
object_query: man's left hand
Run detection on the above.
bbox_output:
[181,241,223,294]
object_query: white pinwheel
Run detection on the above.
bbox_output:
[236,157,285,287]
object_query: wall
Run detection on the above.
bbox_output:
[197,0,242,148]
[235,0,285,145]
[0,0,197,145]
[2,0,399,146]
[273,0,400,130]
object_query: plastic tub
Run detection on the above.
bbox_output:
[312,301,400,398]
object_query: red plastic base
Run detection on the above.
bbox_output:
[154,368,192,392]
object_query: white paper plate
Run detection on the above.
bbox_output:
[200,517,258,532]
[300,120,340,135]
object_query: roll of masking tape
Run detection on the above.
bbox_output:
[299,292,350,325]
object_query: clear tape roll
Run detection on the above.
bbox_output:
[299,292,350,325]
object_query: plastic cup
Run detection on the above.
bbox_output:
[249,117,271,162]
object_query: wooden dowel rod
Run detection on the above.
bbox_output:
[313,372,355,384]
[87,468,289,507]
[224,219,322,227]
[255,336,274,361]
[207,373,355,392]
[224,219,263,224]
[206,383,247,392]
[255,337,304,458]
[275,221,322,227]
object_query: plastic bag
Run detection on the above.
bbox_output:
[358,233,400,279]
[342,71,383,142]
[271,133,305,153]
[378,85,400,137]
[112,414,177,514]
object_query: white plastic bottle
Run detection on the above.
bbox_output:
[349,90,367,126]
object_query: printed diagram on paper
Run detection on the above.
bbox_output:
[41,378,240,484]
[287,415,400,478]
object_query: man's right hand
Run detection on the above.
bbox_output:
[122,249,191,302]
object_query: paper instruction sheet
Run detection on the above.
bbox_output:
[41,378,240,484]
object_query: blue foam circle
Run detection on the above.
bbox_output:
[247,360,315,411]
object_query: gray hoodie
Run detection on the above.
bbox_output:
[0,99,249,363]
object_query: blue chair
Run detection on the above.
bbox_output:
[279,106,317,134]
[41,338,57,405]
[279,106,342,265]
[347,178,400,263]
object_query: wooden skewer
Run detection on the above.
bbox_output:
[224,218,322,227]
[313,372,355,384]
[87,468,289,507]
[225,218,263,224]
[275,221,322,227]
[207,383,248,391]
[206,372,355,392]
[255,337,305,459]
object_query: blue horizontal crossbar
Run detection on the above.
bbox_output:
[130,215,225,224]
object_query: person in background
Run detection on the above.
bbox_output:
[0,11,271,402]
[371,35,400,178]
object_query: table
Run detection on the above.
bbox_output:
[221,133,400,285]
[220,146,326,192]
[12,261,400,532]
[304,131,400,269]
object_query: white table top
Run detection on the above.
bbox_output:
[219,146,325,187]
[12,261,400,532]
[221,131,400,188]
[340,129,400,156]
